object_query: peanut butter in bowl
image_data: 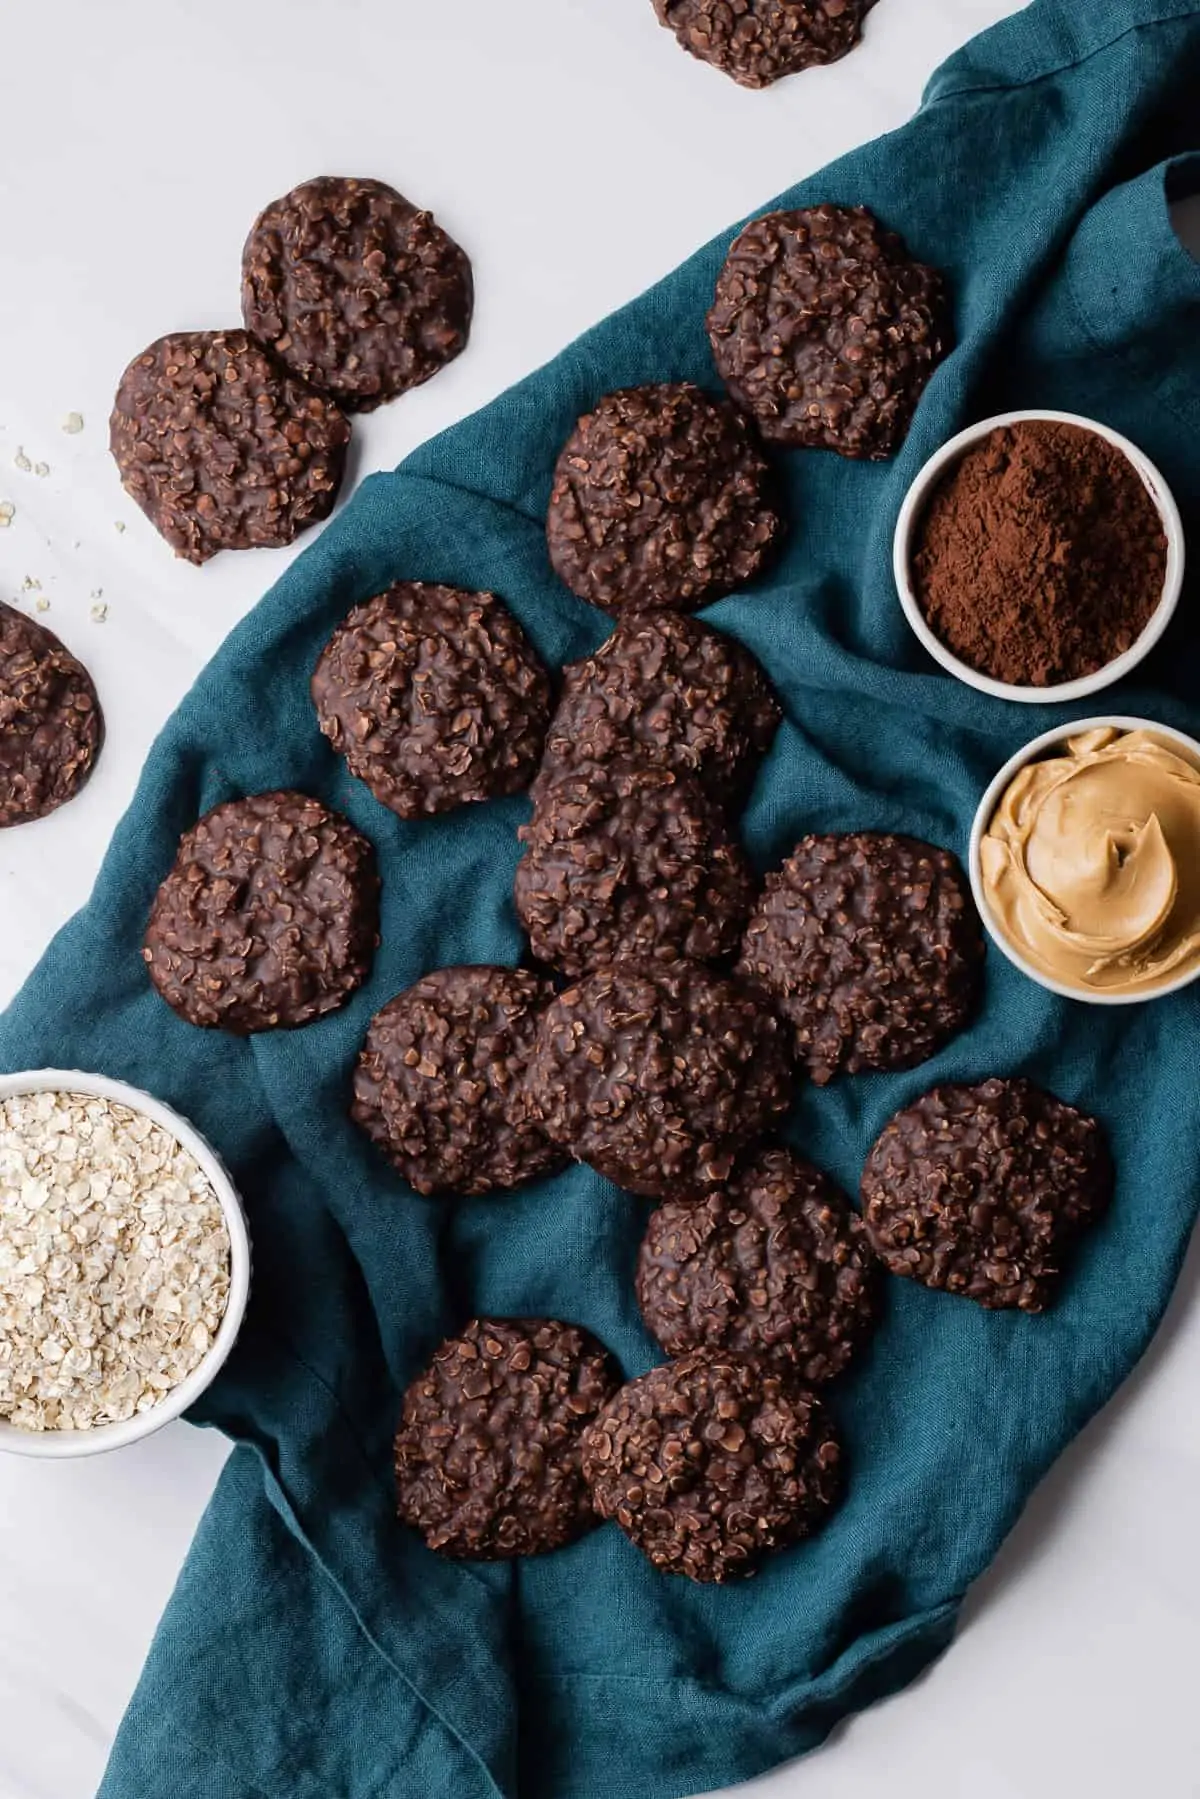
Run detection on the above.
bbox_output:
[971,721,1200,1003]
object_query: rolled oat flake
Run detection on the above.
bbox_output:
[0,1089,230,1431]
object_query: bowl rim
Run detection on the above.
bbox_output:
[968,714,1200,1006]
[893,408,1186,705]
[0,1068,250,1458]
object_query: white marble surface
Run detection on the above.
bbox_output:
[2,3,1199,1795]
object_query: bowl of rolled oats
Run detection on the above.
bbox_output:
[0,1069,250,1457]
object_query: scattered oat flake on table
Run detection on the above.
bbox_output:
[0,501,13,528]
[33,462,49,478]
[34,597,49,613]
[13,448,30,472]
[62,412,84,434]
[21,576,40,591]
[90,601,108,623]
[114,520,126,533]
[0,1089,231,1432]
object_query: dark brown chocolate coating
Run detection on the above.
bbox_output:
[395,1318,621,1559]
[515,761,755,978]
[0,605,103,828]
[653,0,878,89]
[546,383,783,614]
[532,610,782,811]
[522,959,794,1200]
[109,330,350,564]
[738,832,983,1085]
[143,791,379,1033]
[351,965,565,1196]
[582,1350,842,1583]
[312,583,551,819]
[242,176,472,411]
[637,1147,879,1380]
[707,205,951,457]
[861,1078,1112,1312]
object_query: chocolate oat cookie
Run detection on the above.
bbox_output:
[738,832,983,1085]
[708,205,951,457]
[546,383,783,614]
[636,1148,879,1380]
[312,583,550,819]
[144,791,379,1033]
[532,611,782,811]
[582,1351,842,1583]
[861,1078,1112,1312]
[395,1318,620,1559]
[0,605,102,828]
[351,966,565,1196]
[653,0,879,89]
[515,761,755,978]
[242,176,472,411]
[110,330,350,564]
[522,959,793,1200]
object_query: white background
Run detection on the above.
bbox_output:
[2,3,1199,1796]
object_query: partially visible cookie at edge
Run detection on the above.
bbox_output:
[515,760,756,978]
[522,958,794,1200]
[532,610,782,811]
[738,832,984,1085]
[352,965,565,1196]
[109,330,350,564]
[582,1351,842,1582]
[242,175,473,411]
[546,383,783,614]
[312,583,551,819]
[653,0,879,89]
[636,1147,880,1380]
[707,204,950,458]
[143,790,379,1032]
[395,1318,621,1559]
[0,604,103,828]
[861,1077,1113,1312]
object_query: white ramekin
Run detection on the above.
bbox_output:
[0,1068,250,1458]
[968,715,1200,1006]
[894,410,1185,705]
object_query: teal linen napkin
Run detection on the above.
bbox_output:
[3,3,1199,1794]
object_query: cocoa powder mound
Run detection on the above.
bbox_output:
[912,420,1168,686]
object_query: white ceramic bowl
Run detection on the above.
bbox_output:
[894,410,1185,704]
[968,715,1200,1006]
[0,1069,250,1458]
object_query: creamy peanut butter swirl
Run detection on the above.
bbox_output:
[980,727,1200,994]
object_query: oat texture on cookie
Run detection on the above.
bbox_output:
[312,584,550,819]
[109,330,350,563]
[0,603,103,827]
[242,176,473,411]
[395,1318,620,1559]
[546,383,783,614]
[708,204,950,457]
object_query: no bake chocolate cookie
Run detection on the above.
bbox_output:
[242,176,472,411]
[708,204,950,457]
[312,583,550,819]
[861,1077,1112,1312]
[395,1318,620,1559]
[110,330,350,564]
[143,790,378,1032]
[583,1350,842,1582]
[352,966,565,1196]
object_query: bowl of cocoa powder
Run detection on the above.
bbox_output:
[894,411,1184,703]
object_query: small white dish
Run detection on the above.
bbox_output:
[968,715,1200,1006]
[894,410,1185,705]
[0,1069,250,1458]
